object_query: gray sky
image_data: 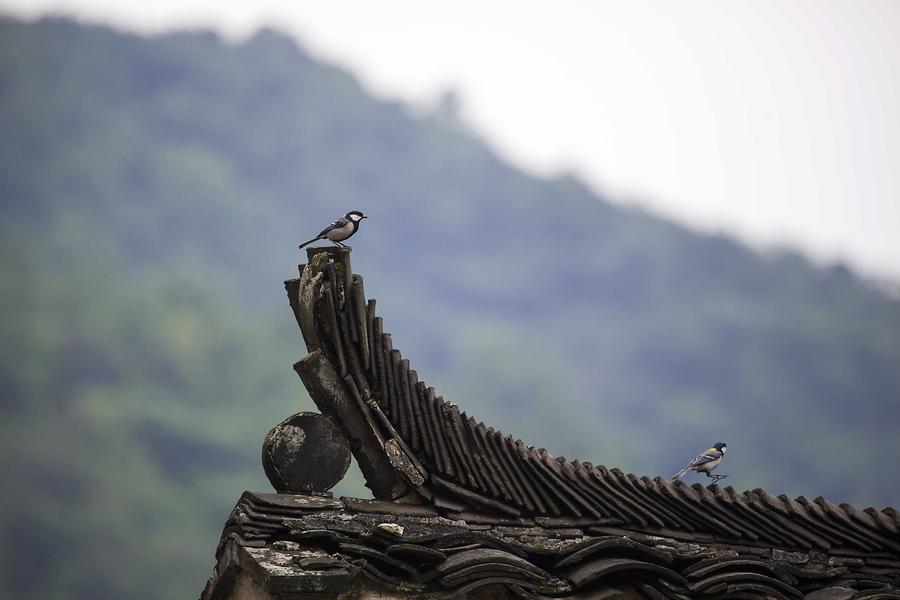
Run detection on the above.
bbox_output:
[4,0,899,281]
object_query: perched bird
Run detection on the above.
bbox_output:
[298,211,367,251]
[672,442,728,483]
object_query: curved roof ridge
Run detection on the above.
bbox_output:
[286,247,900,554]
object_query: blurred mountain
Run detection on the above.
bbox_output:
[1,16,899,600]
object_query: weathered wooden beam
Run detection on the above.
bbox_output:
[294,350,408,500]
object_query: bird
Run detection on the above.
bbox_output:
[298,211,367,251]
[672,442,728,483]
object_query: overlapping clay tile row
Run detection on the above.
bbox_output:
[317,268,568,516]
[212,493,900,600]
[297,251,900,556]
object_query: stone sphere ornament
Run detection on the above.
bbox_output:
[262,412,351,494]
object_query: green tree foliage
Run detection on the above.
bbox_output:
[1,17,899,599]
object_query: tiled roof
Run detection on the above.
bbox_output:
[199,247,900,598]
[202,491,900,599]
[283,248,900,556]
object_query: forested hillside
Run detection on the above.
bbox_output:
[1,17,898,600]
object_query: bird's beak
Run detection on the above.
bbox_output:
[362,215,368,219]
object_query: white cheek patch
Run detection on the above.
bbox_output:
[349,214,362,222]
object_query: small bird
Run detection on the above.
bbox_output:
[298,211,367,251]
[672,442,727,483]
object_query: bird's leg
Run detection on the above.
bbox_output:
[332,240,352,251]
[709,474,727,483]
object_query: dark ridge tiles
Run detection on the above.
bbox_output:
[208,492,900,600]
[291,250,900,558]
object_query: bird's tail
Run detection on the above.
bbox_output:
[671,467,689,481]
[297,237,320,250]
